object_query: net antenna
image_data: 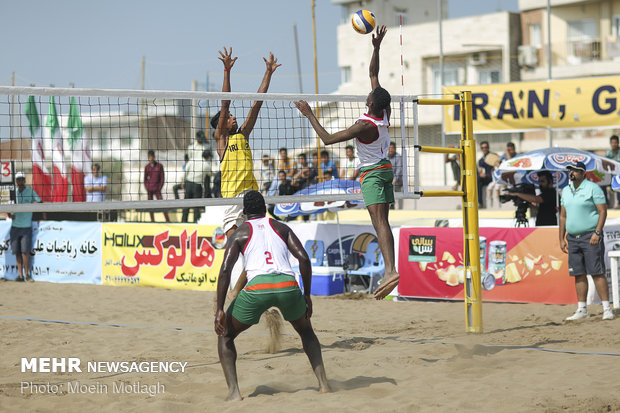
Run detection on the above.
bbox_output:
[399,14,409,199]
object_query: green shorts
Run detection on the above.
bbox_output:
[360,159,395,206]
[230,273,307,325]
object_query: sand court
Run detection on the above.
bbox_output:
[1,281,618,412]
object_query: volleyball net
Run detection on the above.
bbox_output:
[0,86,461,215]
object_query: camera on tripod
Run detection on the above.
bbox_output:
[499,183,536,227]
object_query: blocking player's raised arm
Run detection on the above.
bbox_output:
[369,25,387,90]
[214,47,237,154]
[240,52,281,137]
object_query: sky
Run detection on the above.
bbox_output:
[0,0,519,94]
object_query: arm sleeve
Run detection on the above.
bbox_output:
[593,184,606,204]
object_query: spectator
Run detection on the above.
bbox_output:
[268,170,296,221]
[277,170,295,196]
[309,152,320,180]
[202,149,213,198]
[489,142,518,207]
[605,135,620,208]
[173,154,189,200]
[444,144,461,191]
[292,153,317,189]
[477,141,495,208]
[387,142,403,209]
[9,172,43,282]
[182,130,212,223]
[85,163,107,202]
[320,150,339,180]
[277,147,296,179]
[343,145,360,181]
[259,154,276,194]
[560,161,614,321]
[144,150,170,223]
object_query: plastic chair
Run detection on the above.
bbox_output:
[346,242,384,294]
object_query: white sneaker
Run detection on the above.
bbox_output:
[565,308,588,321]
[602,308,615,320]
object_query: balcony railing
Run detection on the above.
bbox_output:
[567,38,601,64]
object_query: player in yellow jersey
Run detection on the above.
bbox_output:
[211,47,281,302]
[211,46,281,237]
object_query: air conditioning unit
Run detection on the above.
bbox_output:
[518,45,539,67]
[469,52,487,66]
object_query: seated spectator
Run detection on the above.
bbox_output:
[342,145,360,181]
[320,150,339,180]
[277,170,296,196]
[277,147,297,179]
[292,153,317,189]
[260,154,276,194]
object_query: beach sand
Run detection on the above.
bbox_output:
[0,281,618,412]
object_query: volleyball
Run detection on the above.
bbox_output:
[351,10,376,34]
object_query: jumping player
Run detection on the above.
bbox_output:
[211,47,281,238]
[293,25,399,300]
[214,190,330,401]
[211,47,281,298]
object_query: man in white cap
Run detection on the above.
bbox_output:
[8,172,43,282]
[559,161,614,320]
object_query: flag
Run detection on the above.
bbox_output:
[47,97,68,202]
[25,96,52,202]
[67,97,91,202]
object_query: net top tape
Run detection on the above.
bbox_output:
[0,86,420,103]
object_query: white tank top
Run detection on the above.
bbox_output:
[242,217,295,282]
[355,110,390,168]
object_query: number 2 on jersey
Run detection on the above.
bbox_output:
[264,251,273,265]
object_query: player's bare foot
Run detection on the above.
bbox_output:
[319,382,332,393]
[374,271,399,300]
[225,389,243,401]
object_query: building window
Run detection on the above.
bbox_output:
[395,8,407,25]
[432,66,460,94]
[341,66,352,84]
[567,19,599,62]
[529,23,542,48]
[478,70,501,84]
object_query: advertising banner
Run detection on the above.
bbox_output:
[0,220,101,283]
[101,223,225,291]
[398,227,577,304]
[443,76,620,133]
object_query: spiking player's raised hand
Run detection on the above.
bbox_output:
[372,25,387,48]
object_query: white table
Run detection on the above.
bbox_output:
[606,251,620,309]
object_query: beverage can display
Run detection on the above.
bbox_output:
[479,236,487,273]
[488,240,507,285]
